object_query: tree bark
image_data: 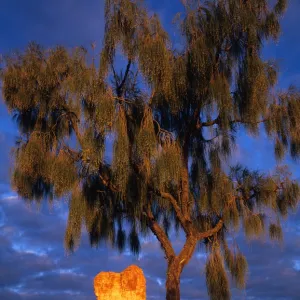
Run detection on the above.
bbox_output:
[166,259,181,300]
[165,236,198,300]
[181,165,190,219]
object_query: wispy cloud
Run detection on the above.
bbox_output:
[1,193,300,299]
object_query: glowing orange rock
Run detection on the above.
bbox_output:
[94,265,146,300]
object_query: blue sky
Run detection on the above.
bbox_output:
[0,1,300,299]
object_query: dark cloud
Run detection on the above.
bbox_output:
[1,194,300,300]
[0,195,102,299]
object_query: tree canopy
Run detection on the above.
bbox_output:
[2,0,300,299]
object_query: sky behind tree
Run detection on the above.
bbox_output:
[0,1,300,299]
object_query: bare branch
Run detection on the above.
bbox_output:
[111,63,120,87]
[198,115,269,129]
[117,59,132,97]
[145,206,176,260]
[199,116,220,128]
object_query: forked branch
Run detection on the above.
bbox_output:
[159,191,190,233]
[145,206,176,260]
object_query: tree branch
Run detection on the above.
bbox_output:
[199,116,220,128]
[159,191,190,234]
[111,63,120,87]
[98,172,119,192]
[197,219,223,240]
[198,116,269,129]
[70,118,82,142]
[145,206,175,260]
[62,145,82,161]
[176,235,198,271]
[117,59,132,97]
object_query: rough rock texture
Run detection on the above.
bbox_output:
[94,265,146,300]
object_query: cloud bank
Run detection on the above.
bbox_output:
[0,193,300,299]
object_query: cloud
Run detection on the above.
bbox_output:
[1,193,300,300]
[0,194,168,299]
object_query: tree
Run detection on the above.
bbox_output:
[2,0,300,299]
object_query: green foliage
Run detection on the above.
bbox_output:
[244,214,265,239]
[94,90,115,133]
[116,227,126,253]
[129,227,141,256]
[81,128,105,173]
[256,177,278,208]
[154,141,182,189]
[277,180,300,216]
[236,55,269,130]
[15,134,48,179]
[199,172,234,216]
[275,138,285,161]
[138,15,173,97]
[223,243,248,289]
[275,0,288,15]
[50,151,77,197]
[223,198,239,230]
[136,107,157,158]
[12,169,52,201]
[205,249,230,300]
[65,189,85,252]
[233,252,248,289]
[112,108,130,195]
[269,223,283,242]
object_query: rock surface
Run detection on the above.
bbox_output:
[94,265,146,300]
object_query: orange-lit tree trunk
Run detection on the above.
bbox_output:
[165,236,198,300]
[166,259,181,300]
[147,143,224,300]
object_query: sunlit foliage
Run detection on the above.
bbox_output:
[206,248,230,300]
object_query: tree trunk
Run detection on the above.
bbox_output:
[165,236,198,300]
[166,259,181,300]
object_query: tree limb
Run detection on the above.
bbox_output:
[117,59,132,97]
[176,235,198,271]
[145,206,176,260]
[159,191,190,234]
[62,145,82,161]
[198,115,269,129]
[99,172,119,192]
[197,219,223,240]
[199,116,220,128]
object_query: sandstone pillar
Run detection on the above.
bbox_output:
[94,265,146,300]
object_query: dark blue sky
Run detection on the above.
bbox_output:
[0,1,300,299]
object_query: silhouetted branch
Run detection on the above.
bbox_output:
[144,206,176,260]
[117,59,132,97]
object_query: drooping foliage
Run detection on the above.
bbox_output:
[2,0,300,299]
[206,248,230,300]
